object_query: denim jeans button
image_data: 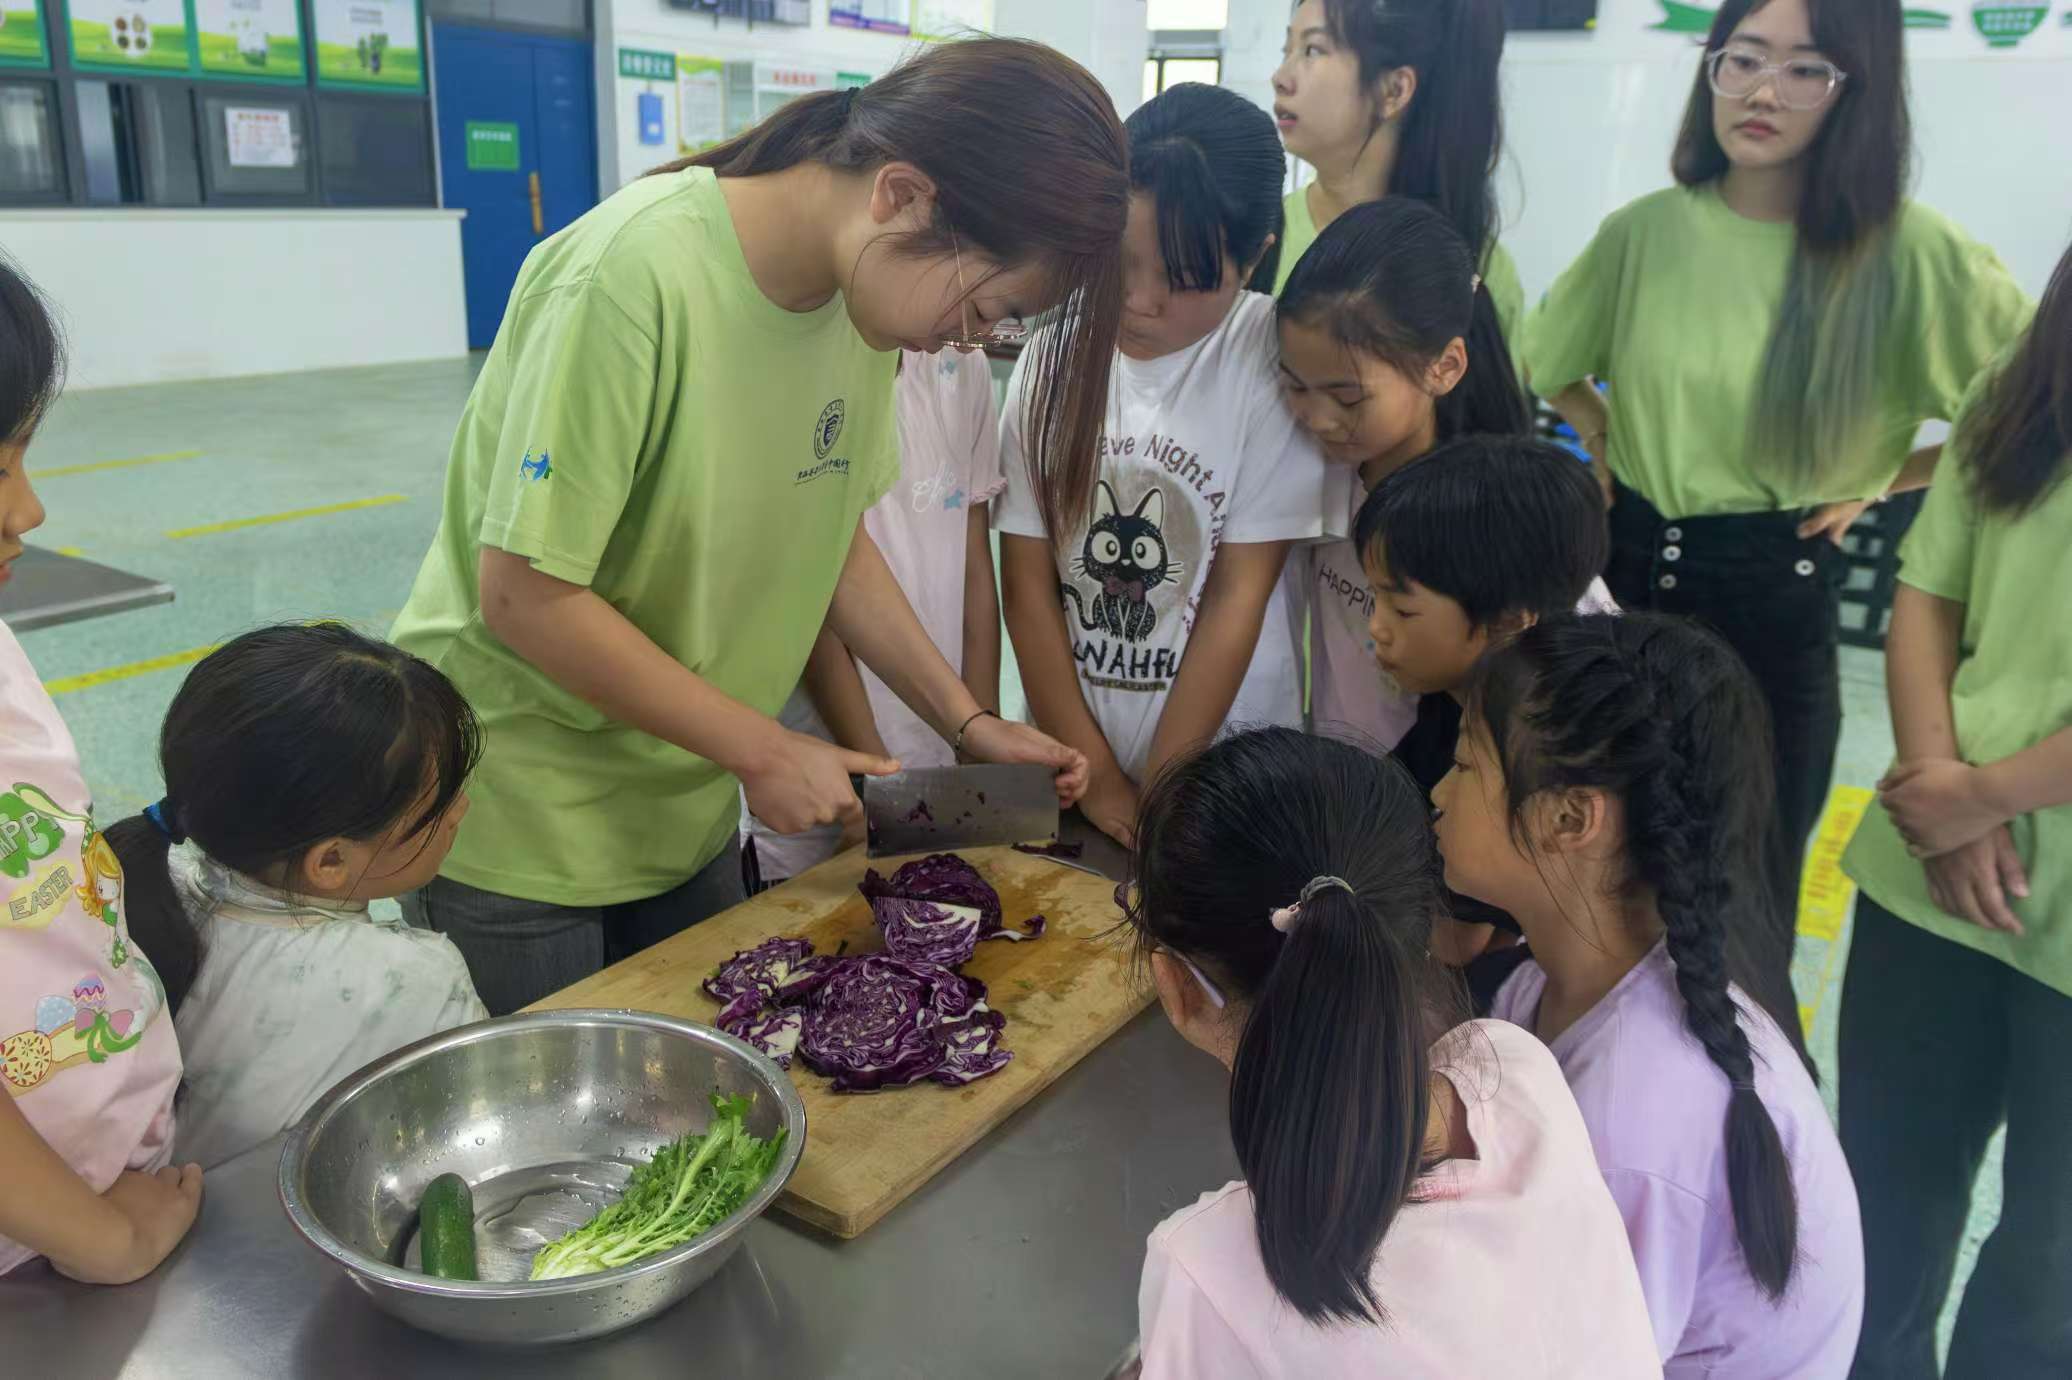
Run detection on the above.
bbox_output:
[1659,573,1678,591]
[1664,525,1683,542]
[1663,545,1682,561]
[1795,558,1816,577]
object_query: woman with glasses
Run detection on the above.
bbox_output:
[1120,728,1660,1377]
[1521,0,2029,956]
[997,83,1331,848]
[389,40,1117,1012]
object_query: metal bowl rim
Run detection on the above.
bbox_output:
[276,1007,806,1301]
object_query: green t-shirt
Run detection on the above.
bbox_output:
[392,168,898,907]
[1842,374,2072,998]
[1273,184,1525,347]
[1520,183,2030,518]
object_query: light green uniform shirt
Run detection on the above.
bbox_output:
[1520,183,2030,518]
[1273,184,1525,347]
[1843,375,2072,998]
[392,168,898,907]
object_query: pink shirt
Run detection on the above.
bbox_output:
[1137,1020,1660,1379]
[749,348,1005,878]
[1294,479,1619,749]
[1491,943,1864,1377]
[1,619,181,1274]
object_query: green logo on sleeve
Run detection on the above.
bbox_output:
[0,789,65,881]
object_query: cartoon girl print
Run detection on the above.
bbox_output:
[73,829,127,969]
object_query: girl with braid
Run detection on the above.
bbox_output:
[1432,612,1864,1378]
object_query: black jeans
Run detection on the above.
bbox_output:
[1841,896,2072,1379]
[1605,484,1843,978]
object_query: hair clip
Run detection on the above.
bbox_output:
[1270,875,1355,933]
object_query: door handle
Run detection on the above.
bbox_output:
[528,171,544,237]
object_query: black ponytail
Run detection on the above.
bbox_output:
[1126,82,1289,294]
[1126,727,1459,1323]
[1473,613,1807,1299]
[106,623,482,1015]
[1315,0,1506,268]
[1279,198,1529,443]
[0,256,63,442]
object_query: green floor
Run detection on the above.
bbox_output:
[19,360,1997,1349]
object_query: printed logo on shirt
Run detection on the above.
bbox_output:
[1059,471,1205,695]
[795,456,852,485]
[518,450,553,483]
[814,399,847,461]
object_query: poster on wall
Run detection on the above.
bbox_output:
[0,0,49,65]
[194,0,304,79]
[225,105,294,167]
[313,0,422,90]
[68,0,190,72]
[677,55,724,154]
[913,0,991,40]
[830,1,909,34]
[1970,1,2048,45]
[1651,0,1954,29]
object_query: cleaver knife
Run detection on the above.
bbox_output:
[858,764,1060,858]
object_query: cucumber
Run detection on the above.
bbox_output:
[417,1173,479,1281]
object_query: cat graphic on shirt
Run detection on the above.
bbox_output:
[1063,480,1181,645]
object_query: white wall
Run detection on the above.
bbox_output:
[591,0,1150,189]
[1224,0,2072,301]
[0,210,468,391]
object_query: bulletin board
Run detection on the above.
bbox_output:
[65,0,191,73]
[829,0,909,34]
[0,0,50,67]
[312,0,423,91]
[193,0,306,82]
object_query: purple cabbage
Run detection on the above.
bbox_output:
[797,955,1009,1093]
[871,897,985,967]
[704,936,835,1008]
[717,1000,805,1068]
[858,853,1004,936]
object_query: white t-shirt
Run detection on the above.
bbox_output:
[745,348,1005,881]
[1295,475,1620,750]
[171,845,486,1168]
[995,292,1331,780]
[1136,1020,1661,1379]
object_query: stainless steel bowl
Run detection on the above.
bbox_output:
[278,1008,806,1345]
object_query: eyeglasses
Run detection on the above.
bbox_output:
[1114,879,1229,1010]
[1706,45,1848,111]
[938,233,1029,353]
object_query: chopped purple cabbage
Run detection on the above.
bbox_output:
[871,897,985,967]
[798,956,994,1093]
[703,936,835,1008]
[718,1000,805,1068]
[1011,840,1085,860]
[858,853,1004,935]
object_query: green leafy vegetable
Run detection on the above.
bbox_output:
[528,1092,785,1281]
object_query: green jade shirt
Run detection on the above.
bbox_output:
[393,167,898,908]
[1274,184,1526,348]
[1844,372,2072,998]
[1520,183,2030,518]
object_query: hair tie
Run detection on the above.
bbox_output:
[841,87,859,118]
[144,799,187,846]
[1269,875,1355,933]
[1730,1074,1756,1094]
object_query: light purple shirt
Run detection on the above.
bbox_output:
[1491,942,1864,1379]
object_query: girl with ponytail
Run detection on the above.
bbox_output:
[1268,0,1522,346]
[1276,197,1612,752]
[1125,727,1657,1376]
[1436,612,1864,1377]
[997,83,1330,847]
[394,39,1115,1008]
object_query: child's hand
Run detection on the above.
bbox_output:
[1880,758,2009,858]
[1922,826,2030,937]
[52,1163,205,1285]
[1081,769,1139,850]
[742,729,898,836]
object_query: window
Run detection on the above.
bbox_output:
[0,81,64,200]
[1147,0,1227,26]
[317,91,432,204]
[199,94,311,199]
[1144,54,1222,100]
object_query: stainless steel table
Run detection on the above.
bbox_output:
[0,1009,1236,1379]
[0,546,173,631]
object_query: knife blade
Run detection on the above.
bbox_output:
[859,764,1060,858]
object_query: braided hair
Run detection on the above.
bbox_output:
[1472,612,1808,1300]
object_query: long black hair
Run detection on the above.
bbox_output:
[1125,727,1460,1323]
[1279,197,1530,441]
[1126,82,1288,294]
[1955,235,2072,516]
[654,38,1126,541]
[1471,613,1810,1299]
[1310,0,1507,269]
[107,623,482,1014]
[1355,435,1609,628]
[1673,0,1910,484]
[0,258,63,442]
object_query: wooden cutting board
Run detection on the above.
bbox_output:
[528,846,1151,1238]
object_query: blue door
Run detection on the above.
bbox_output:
[433,24,600,349]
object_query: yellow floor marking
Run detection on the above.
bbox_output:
[1795,784,1877,1036]
[165,494,405,540]
[36,450,203,479]
[54,546,82,558]
[44,644,218,697]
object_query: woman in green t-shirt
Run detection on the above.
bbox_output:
[1266,0,1522,340]
[392,40,1125,1014]
[1837,238,2072,1378]
[1524,0,2028,952]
